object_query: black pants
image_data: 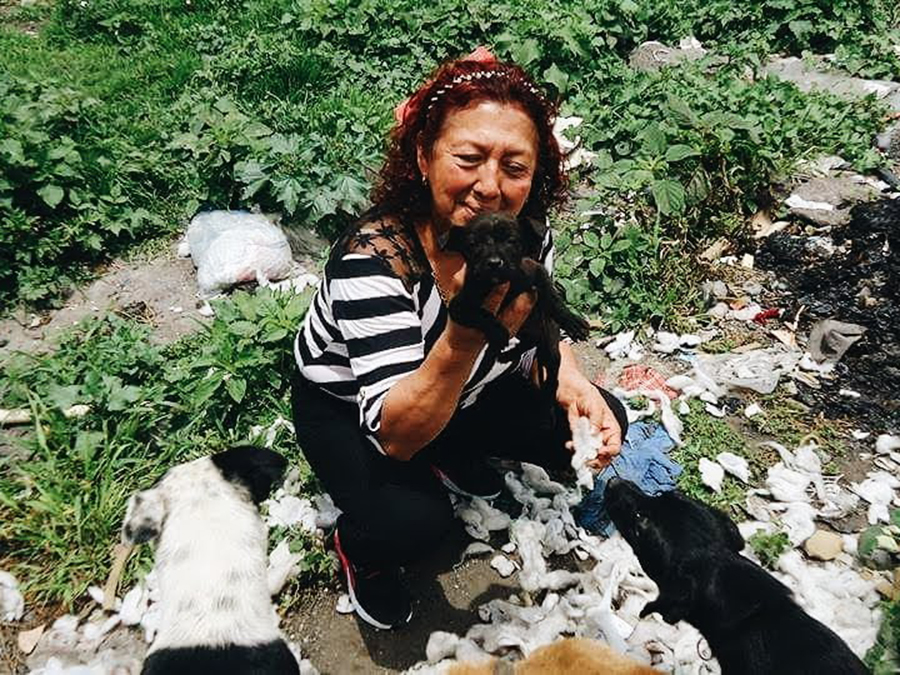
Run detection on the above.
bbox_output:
[291,372,628,570]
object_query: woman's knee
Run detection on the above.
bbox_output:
[594,385,629,439]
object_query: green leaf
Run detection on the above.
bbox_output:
[47,384,82,410]
[225,376,247,403]
[543,63,569,94]
[107,383,142,411]
[665,144,701,162]
[639,124,667,156]
[0,138,25,163]
[511,39,541,67]
[651,179,686,215]
[583,230,600,248]
[38,184,65,208]
[261,327,288,343]
[277,178,303,214]
[588,258,606,277]
[229,320,259,337]
[665,94,700,128]
[858,526,881,557]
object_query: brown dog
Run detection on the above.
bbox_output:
[448,638,662,675]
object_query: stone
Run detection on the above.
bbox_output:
[803,530,844,561]
[786,177,878,228]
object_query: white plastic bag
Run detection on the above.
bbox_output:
[181,210,293,296]
[697,348,801,394]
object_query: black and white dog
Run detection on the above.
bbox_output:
[605,477,867,675]
[121,446,300,675]
[444,212,590,413]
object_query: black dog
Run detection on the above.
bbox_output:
[605,478,867,675]
[443,212,590,412]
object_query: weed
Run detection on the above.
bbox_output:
[0,288,317,607]
[747,529,790,570]
[672,400,775,514]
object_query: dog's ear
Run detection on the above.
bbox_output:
[518,216,547,256]
[704,558,793,631]
[211,446,288,504]
[122,488,166,545]
[441,226,468,253]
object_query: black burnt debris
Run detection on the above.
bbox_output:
[757,198,900,430]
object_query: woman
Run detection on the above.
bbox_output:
[291,49,628,630]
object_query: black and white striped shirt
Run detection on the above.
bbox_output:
[294,216,554,454]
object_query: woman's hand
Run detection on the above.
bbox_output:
[557,345,622,469]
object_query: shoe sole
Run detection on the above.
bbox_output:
[334,531,412,631]
[432,466,501,500]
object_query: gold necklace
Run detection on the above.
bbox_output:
[429,258,449,305]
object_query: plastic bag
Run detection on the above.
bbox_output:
[181,210,293,296]
[697,347,801,394]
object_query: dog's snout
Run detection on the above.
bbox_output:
[487,256,503,269]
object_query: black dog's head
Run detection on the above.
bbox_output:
[606,477,745,578]
[606,478,793,629]
[443,212,544,286]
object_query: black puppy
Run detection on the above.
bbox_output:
[605,478,867,675]
[444,212,590,411]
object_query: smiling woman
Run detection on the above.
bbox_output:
[289,48,629,631]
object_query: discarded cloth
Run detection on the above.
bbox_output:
[575,421,682,536]
[807,319,867,364]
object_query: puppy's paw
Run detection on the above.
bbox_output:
[122,489,166,544]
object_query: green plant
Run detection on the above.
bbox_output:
[0,288,319,607]
[748,530,790,570]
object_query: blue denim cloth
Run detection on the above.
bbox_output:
[574,421,682,536]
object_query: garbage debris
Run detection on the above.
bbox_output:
[697,348,802,394]
[181,209,294,297]
[807,319,867,364]
[717,452,750,483]
[616,365,677,400]
[699,458,724,493]
[0,570,24,621]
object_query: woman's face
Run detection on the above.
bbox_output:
[417,100,539,230]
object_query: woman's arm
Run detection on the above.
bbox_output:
[378,286,535,461]
[556,342,622,466]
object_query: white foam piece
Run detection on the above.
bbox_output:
[490,555,518,578]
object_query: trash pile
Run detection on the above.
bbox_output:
[756,196,900,429]
[400,422,890,673]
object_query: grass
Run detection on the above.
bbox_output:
[672,400,776,514]
[0,288,328,607]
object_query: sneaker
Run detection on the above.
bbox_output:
[334,529,412,630]
[432,459,503,500]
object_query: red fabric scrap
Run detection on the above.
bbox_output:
[752,308,781,325]
[614,365,678,400]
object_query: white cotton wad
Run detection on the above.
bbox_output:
[570,417,599,490]
[717,452,750,483]
[0,570,24,622]
[852,472,900,524]
[699,458,725,493]
[490,555,518,578]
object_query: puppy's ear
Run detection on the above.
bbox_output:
[211,446,288,504]
[441,226,468,253]
[712,507,745,553]
[518,216,547,256]
[122,488,166,545]
[640,557,704,624]
[705,558,793,631]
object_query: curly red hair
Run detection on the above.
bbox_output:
[372,56,567,223]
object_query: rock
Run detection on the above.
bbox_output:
[875,122,900,161]
[18,624,45,655]
[628,38,707,72]
[786,177,878,228]
[875,580,896,600]
[804,530,844,561]
[763,56,900,112]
